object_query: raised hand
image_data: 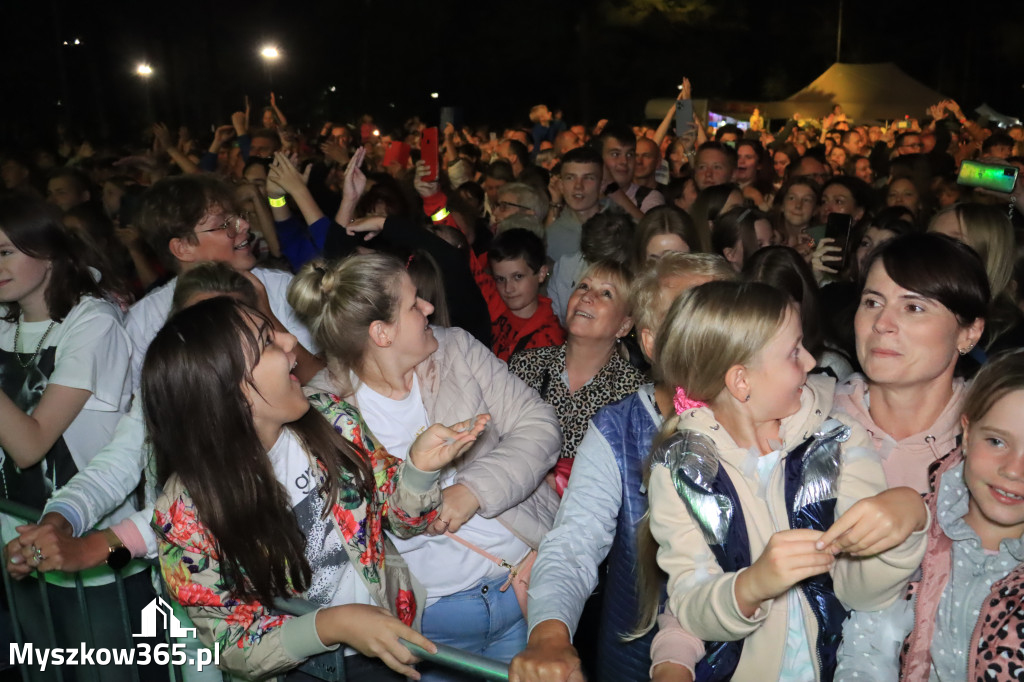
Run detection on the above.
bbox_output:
[808,237,843,280]
[548,174,563,206]
[344,146,368,199]
[413,160,439,198]
[678,76,692,101]
[321,139,350,166]
[408,414,490,474]
[152,122,173,153]
[268,151,311,196]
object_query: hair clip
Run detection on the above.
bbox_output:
[736,208,752,224]
[175,331,186,344]
[313,265,326,275]
[406,254,415,269]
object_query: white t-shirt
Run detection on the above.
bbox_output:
[356,376,530,605]
[267,429,372,610]
[124,266,317,391]
[0,296,132,534]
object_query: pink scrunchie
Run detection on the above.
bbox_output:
[674,386,707,414]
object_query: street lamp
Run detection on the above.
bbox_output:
[259,44,280,87]
[135,63,155,122]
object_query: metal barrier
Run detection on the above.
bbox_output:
[1,500,510,682]
[277,598,510,682]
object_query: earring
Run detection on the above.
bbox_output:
[959,343,974,356]
[744,394,751,402]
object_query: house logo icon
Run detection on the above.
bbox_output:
[133,597,197,639]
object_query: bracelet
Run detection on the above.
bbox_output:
[268,195,287,208]
[431,207,450,222]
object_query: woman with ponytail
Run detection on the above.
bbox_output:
[289,253,560,678]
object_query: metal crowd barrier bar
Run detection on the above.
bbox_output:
[275,598,511,681]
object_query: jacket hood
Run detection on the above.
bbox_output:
[832,374,965,492]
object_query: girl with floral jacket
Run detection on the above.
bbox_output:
[148,298,487,680]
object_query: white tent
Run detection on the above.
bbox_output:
[759,62,947,122]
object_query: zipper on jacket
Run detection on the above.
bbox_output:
[768,449,824,681]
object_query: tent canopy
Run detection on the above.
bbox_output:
[759,62,947,123]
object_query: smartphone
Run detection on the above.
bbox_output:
[421,127,439,182]
[896,120,910,130]
[440,107,456,132]
[825,213,854,271]
[675,99,694,138]
[382,141,411,170]
[957,159,1019,193]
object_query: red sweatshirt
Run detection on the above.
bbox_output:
[474,253,566,362]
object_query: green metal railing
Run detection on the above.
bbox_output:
[1,499,510,682]
[277,598,510,682]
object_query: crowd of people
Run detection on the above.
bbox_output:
[1,79,1024,682]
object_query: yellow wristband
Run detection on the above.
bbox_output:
[268,195,287,208]
[431,207,450,222]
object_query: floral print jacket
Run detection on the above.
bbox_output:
[152,393,441,680]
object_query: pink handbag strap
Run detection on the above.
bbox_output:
[444,531,512,569]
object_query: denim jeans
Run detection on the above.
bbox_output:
[418,574,527,681]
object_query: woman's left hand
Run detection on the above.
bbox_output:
[408,414,490,473]
[816,486,928,557]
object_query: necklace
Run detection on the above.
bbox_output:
[13,318,56,368]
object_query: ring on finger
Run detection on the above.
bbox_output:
[31,545,45,565]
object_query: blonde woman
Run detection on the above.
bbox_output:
[508,260,645,496]
[288,253,560,678]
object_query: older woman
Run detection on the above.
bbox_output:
[833,232,988,492]
[288,253,561,678]
[509,260,645,496]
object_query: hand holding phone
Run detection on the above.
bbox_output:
[824,213,855,271]
[957,159,1019,193]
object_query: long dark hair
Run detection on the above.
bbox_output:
[143,298,374,604]
[0,195,102,322]
[744,245,826,359]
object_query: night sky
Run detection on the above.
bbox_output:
[4,0,1023,148]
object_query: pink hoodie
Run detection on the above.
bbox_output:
[831,374,966,493]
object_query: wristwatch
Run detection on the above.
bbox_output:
[101,528,132,571]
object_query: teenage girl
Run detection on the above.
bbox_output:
[146,297,487,680]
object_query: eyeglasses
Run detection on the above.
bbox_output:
[195,214,246,238]
[496,200,531,212]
